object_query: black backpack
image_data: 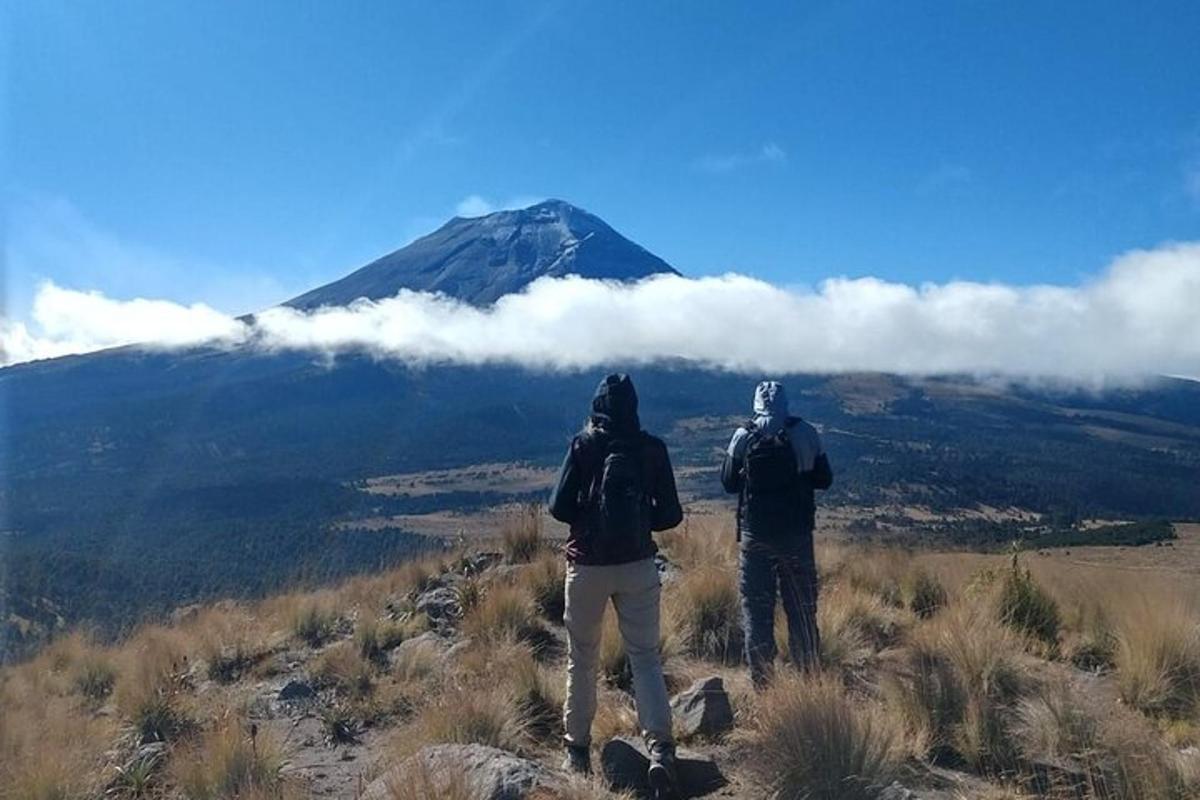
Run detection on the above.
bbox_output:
[586,434,651,557]
[740,419,802,533]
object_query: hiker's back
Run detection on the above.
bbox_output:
[576,427,657,564]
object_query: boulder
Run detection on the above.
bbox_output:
[362,744,561,800]
[415,586,462,624]
[600,737,726,799]
[388,631,448,671]
[878,782,921,800]
[670,676,734,739]
[278,679,317,703]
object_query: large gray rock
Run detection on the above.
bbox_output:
[671,676,734,739]
[362,744,561,800]
[600,737,725,799]
[878,782,921,800]
[415,586,462,624]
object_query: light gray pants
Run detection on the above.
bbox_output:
[562,557,674,748]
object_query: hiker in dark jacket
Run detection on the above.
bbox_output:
[549,373,683,794]
[721,380,833,688]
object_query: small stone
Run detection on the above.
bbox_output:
[671,676,734,739]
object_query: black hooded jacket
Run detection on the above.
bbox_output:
[548,374,683,565]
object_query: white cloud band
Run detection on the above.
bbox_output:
[4,241,1199,382]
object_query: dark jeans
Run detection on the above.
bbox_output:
[739,533,820,688]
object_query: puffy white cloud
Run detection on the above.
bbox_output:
[4,241,1200,383]
[0,282,245,365]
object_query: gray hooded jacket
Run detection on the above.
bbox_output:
[721,381,833,534]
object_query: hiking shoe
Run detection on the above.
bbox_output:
[562,743,591,776]
[647,741,679,799]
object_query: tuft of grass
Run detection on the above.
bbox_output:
[311,641,374,699]
[508,648,565,743]
[0,679,118,800]
[819,581,906,679]
[172,715,296,800]
[1114,596,1200,719]
[290,598,338,648]
[381,758,474,800]
[501,503,544,564]
[402,686,527,755]
[1014,677,1195,798]
[746,672,901,800]
[1067,603,1117,672]
[114,629,194,744]
[527,552,566,625]
[72,653,117,702]
[321,703,361,745]
[357,616,409,665]
[666,566,743,664]
[903,568,948,619]
[461,582,543,646]
[657,514,737,572]
[884,607,1032,772]
[995,554,1061,651]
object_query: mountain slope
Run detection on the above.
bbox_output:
[285,199,678,309]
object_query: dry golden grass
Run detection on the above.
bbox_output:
[311,640,375,698]
[744,671,902,800]
[1013,677,1195,799]
[1113,594,1200,720]
[884,605,1033,772]
[5,510,1200,800]
[665,565,743,664]
[356,614,411,664]
[113,626,196,744]
[502,502,545,563]
[380,757,474,800]
[171,712,298,800]
[461,581,542,644]
[657,512,738,571]
[284,592,340,647]
[397,684,527,758]
[818,580,907,679]
[0,669,118,800]
[527,551,567,624]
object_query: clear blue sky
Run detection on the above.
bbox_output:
[6,1,1200,318]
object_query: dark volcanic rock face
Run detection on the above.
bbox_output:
[285,199,677,309]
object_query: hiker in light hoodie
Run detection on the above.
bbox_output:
[721,380,833,688]
[549,373,683,797]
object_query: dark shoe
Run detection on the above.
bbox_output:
[562,743,591,776]
[647,741,679,799]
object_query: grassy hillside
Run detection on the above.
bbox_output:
[4,513,1199,800]
[5,358,1200,655]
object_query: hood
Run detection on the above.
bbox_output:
[589,373,641,434]
[752,380,790,434]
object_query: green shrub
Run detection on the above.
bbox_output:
[996,555,1060,650]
